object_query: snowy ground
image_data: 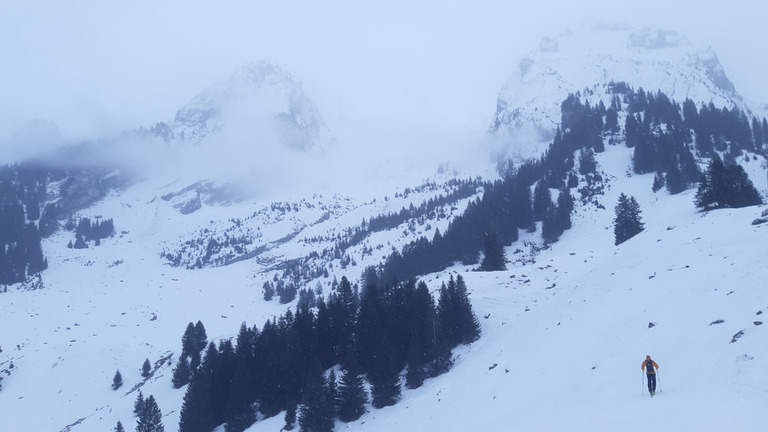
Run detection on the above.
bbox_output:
[1,142,767,432]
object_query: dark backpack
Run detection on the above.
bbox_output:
[645,359,655,373]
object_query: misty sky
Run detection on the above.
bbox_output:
[1,1,766,155]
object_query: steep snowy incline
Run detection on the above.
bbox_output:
[312,143,768,432]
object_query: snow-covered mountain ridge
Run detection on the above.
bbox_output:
[489,24,755,160]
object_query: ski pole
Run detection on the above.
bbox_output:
[657,371,661,393]
[641,372,644,396]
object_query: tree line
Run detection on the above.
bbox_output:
[174,275,480,432]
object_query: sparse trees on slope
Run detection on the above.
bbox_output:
[613,193,645,245]
[141,358,152,378]
[112,370,123,390]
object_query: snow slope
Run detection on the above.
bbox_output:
[2,25,768,432]
[1,134,767,432]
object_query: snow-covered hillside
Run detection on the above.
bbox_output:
[2,25,768,432]
[488,24,758,160]
[1,131,767,432]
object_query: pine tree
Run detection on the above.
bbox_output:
[180,322,196,359]
[192,321,208,369]
[368,356,401,409]
[133,391,145,417]
[141,358,152,378]
[633,126,656,174]
[178,367,214,432]
[336,363,367,422]
[283,402,297,431]
[452,275,481,344]
[541,205,563,244]
[578,147,597,175]
[556,186,574,231]
[114,421,125,432]
[136,394,165,432]
[613,193,645,245]
[112,370,123,390]
[479,231,506,271]
[695,155,763,209]
[298,364,335,432]
[171,355,191,389]
[437,275,481,350]
[532,181,552,222]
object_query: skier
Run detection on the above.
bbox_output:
[641,355,659,396]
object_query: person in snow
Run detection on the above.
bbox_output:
[641,355,659,395]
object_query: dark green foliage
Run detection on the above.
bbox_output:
[277,281,298,304]
[556,186,574,231]
[336,364,367,422]
[405,281,452,389]
[136,394,164,432]
[174,274,479,430]
[112,370,123,390]
[0,163,53,285]
[438,275,481,347]
[694,155,763,209]
[172,355,191,389]
[604,106,620,133]
[752,117,764,150]
[73,217,114,244]
[633,124,656,174]
[181,321,208,370]
[368,355,401,409]
[614,193,645,245]
[578,147,597,175]
[141,358,152,378]
[283,402,297,431]
[114,421,125,432]
[298,364,336,432]
[133,391,145,417]
[541,205,563,244]
[39,203,58,237]
[532,181,551,222]
[178,362,214,432]
[479,231,506,271]
[652,172,665,192]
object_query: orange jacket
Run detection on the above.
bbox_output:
[642,356,659,374]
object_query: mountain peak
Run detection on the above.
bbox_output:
[170,61,333,153]
[488,24,743,160]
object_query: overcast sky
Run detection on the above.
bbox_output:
[1,0,765,155]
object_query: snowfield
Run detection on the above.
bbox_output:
[1,139,767,432]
